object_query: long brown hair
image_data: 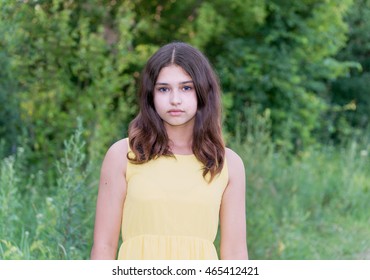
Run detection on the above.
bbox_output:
[128,42,225,181]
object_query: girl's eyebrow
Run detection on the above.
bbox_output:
[155,80,193,85]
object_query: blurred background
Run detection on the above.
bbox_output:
[0,0,369,259]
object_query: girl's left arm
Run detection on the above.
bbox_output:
[219,148,248,260]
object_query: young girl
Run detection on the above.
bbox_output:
[90,42,248,260]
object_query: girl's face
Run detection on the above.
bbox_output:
[153,64,198,129]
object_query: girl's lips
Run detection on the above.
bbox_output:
[168,109,184,116]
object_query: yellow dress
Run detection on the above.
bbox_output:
[117,146,228,260]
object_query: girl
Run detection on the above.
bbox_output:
[90,42,248,260]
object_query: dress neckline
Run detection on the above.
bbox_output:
[174,153,195,157]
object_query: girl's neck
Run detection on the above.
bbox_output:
[165,124,194,155]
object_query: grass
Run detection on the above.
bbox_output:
[1,123,369,259]
[234,139,370,259]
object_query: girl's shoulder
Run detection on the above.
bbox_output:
[225,147,245,181]
[106,138,129,155]
[225,147,244,167]
[102,138,129,174]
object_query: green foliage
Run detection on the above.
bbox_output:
[1,123,370,260]
[0,24,21,156]
[0,0,140,174]
[210,0,358,151]
[1,0,367,170]
[31,121,95,259]
[0,152,22,242]
[327,0,370,142]
[1,0,370,260]
[229,112,370,259]
[0,124,96,259]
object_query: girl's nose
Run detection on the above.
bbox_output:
[170,91,182,105]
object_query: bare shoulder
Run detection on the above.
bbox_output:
[225,147,245,170]
[102,138,129,173]
[225,147,245,184]
[106,138,128,155]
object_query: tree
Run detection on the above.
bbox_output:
[328,0,370,142]
[205,0,356,150]
[0,0,360,177]
[1,0,141,174]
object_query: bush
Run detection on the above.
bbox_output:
[0,123,97,259]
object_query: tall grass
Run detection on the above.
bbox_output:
[230,111,370,259]
[1,115,369,259]
[0,122,97,259]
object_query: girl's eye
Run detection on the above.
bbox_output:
[157,87,169,92]
[183,86,192,91]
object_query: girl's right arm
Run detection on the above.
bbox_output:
[90,139,128,259]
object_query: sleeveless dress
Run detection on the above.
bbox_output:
[117,144,228,260]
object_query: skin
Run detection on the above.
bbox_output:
[153,65,197,154]
[90,139,128,259]
[90,64,248,259]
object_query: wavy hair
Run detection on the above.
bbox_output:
[128,42,225,181]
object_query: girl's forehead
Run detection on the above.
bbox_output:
[156,65,192,83]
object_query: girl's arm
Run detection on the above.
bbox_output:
[219,148,248,260]
[90,139,128,259]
